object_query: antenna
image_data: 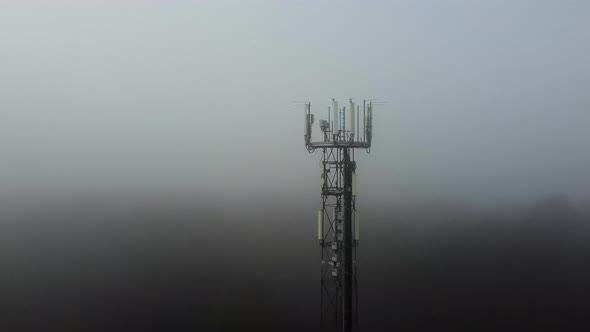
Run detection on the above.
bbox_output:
[303,98,377,332]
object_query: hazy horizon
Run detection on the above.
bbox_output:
[2,1,590,331]
[2,1,589,204]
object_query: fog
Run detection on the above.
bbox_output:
[2,0,589,199]
[1,1,590,331]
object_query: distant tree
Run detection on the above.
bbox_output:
[528,194,574,226]
[525,194,578,249]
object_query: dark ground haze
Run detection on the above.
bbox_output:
[2,193,590,331]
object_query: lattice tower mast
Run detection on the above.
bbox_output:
[304,98,374,332]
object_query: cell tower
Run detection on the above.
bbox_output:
[304,98,375,332]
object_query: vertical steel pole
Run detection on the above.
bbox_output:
[343,148,353,332]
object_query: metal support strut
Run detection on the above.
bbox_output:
[343,148,353,332]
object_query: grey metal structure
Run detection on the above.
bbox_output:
[304,99,374,332]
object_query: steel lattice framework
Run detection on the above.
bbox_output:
[304,99,374,332]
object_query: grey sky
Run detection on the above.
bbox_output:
[1,1,589,202]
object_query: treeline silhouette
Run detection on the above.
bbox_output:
[361,194,590,331]
[1,193,589,331]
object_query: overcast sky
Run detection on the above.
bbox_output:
[1,1,589,203]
